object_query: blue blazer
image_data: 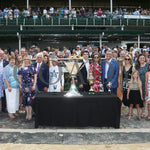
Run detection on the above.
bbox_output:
[101,59,119,88]
[34,62,49,91]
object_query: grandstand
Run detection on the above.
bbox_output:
[0,0,150,50]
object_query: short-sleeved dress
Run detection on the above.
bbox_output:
[137,62,149,100]
[18,65,36,107]
[90,62,102,92]
[129,81,143,107]
[122,66,132,106]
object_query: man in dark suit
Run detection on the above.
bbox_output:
[0,50,9,112]
[101,50,119,95]
[77,51,90,92]
[34,52,49,92]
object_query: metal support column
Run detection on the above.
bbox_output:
[17,32,21,54]
[110,0,113,14]
[138,35,140,48]
[99,34,102,49]
[27,0,29,9]
[69,0,71,10]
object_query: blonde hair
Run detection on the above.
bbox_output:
[22,55,32,68]
[130,70,142,89]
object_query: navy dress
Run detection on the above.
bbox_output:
[18,65,36,107]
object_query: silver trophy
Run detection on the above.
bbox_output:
[99,82,104,92]
[64,61,82,97]
[107,82,112,93]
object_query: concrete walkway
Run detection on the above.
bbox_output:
[1,143,150,150]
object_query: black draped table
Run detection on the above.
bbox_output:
[33,92,121,128]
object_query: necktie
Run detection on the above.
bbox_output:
[37,63,40,73]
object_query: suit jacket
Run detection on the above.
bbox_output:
[101,59,119,88]
[34,62,49,91]
[77,60,90,86]
[3,59,9,67]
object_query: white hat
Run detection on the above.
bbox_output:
[77,45,80,48]
[143,49,147,51]
[113,48,118,51]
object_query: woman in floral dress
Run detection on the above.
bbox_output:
[89,53,102,92]
[18,55,37,120]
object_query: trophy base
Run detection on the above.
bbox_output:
[64,91,83,97]
[88,91,95,95]
[64,84,83,97]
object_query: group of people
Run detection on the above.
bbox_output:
[0,43,150,122]
[0,6,150,20]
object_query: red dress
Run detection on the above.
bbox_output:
[90,63,102,92]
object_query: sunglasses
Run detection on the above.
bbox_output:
[94,56,99,58]
[125,58,130,61]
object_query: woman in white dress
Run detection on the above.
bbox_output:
[3,56,19,119]
[48,58,64,92]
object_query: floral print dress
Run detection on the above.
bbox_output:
[18,65,36,107]
[90,63,102,92]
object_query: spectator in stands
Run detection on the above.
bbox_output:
[93,10,97,18]
[48,58,64,92]
[101,44,110,57]
[0,9,3,19]
[14,7,20,18]
[133,9,140,15]
[3,55,19,119]
[133,43,141,57]
[3,8,8,19]
[62,46,71,56]
[0,50,9,112]
[18,55,37,120]
[133,51,139,63]
[76,45,81,56]
[145,51,150,63]
[14,49,19,57]
[71,49,77,58]
[89,47,93,58]
[97,8,102,18]
[43,50,48,56]
[101,50,119,95]
[33,52,49,92]
[43,8,47,16]
[20,47,26,59]
[122,45,128,54]
[49,6,54,16]
[118,50,126,61]
[80,6,85,17]
[135,54,149,118]
[71,8,76,18]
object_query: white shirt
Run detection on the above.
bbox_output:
[76,50,81,56]
[83,59,90,79]
[105,59,112,79]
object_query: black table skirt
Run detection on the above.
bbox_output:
[33,92,121,128]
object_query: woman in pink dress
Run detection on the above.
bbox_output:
[89,53,102,92]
